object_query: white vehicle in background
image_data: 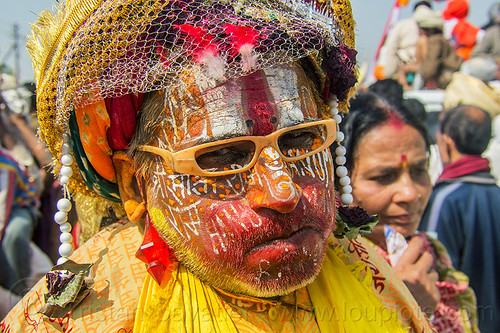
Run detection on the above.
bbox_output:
[404,89,445,113]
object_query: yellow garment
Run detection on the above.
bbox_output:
[309,246,407,332]
[444,72,500,117]
[215,286,319,332]
[0,223,433,332]
[134,245,407,333]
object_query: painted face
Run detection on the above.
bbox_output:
[350,123,431,238]
[140,63,336,297]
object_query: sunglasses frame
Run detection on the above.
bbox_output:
[138,118,337,177]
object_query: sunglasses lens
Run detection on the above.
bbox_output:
[195,140,256,172]
[278,123,328,158]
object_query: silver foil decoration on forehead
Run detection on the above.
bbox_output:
[158,64,316,149]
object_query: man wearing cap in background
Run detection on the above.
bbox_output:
[375,1,433,89]
[413,9,463,89]
[1,0,434,331]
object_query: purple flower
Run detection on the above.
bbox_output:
[325,45,358,101]
[337,206,374,227]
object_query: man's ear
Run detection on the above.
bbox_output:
[441,133,456,156]
[112,151,146,223]
[437,132,452,164]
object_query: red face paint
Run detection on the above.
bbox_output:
[243,70,275,136]
[385,109,405,130]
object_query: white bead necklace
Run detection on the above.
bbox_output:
[54,132,75,264]
[329,97,353,205]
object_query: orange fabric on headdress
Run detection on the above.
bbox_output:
[74,93,142,184]
[74,100,116,182]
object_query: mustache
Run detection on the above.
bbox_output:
[205,192,335,257]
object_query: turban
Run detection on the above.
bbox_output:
[443,0,469,20]
[416,10,444,30]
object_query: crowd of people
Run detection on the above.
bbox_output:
[377,0,500,93]
[0,0,499,332]
[0,76,58,317]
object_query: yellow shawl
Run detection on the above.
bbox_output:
[134,245,408,332]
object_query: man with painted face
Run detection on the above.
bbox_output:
[1,0,434,331]
[130,63,337,298]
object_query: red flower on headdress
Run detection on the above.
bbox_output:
[175,24,226,78]
[224,24,260,54]
[175,24,219,61]
[224,24,260,71]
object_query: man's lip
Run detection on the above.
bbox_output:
[204,193,333,257]
[209,199,319,244]
[243,213,323,253]
[244,227,320,268]
[246,227,316,254]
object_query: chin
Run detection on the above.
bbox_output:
[172,231,330,298]
[208,248,327,298]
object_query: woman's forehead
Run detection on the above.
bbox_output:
[355,123,427,162]
[163,63,320,144]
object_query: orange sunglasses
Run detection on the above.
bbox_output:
[138,118,336,177]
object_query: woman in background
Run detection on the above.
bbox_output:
[338,91,478,332]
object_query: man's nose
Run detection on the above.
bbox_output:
[246,146,302,213]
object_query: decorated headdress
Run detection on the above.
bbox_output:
[28,0,358,262]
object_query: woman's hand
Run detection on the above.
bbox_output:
[394,236,440,317]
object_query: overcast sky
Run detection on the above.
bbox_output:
[1,0,498,83]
